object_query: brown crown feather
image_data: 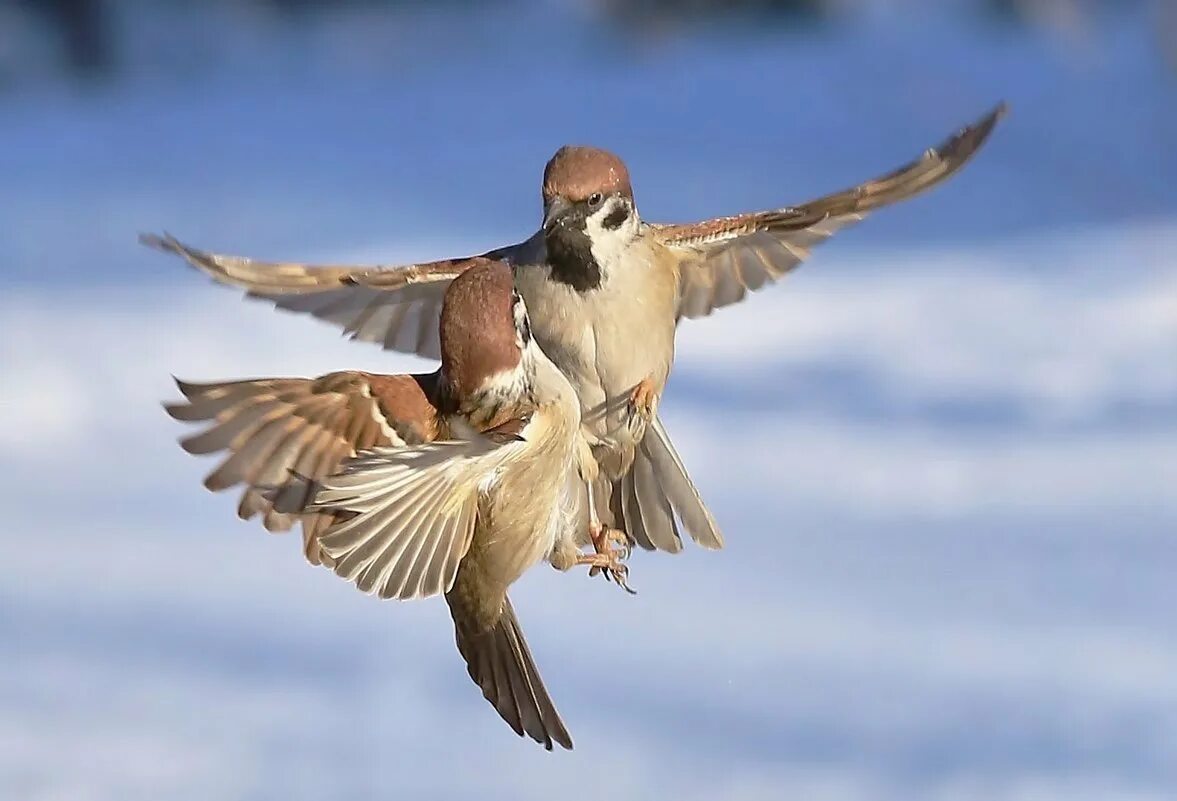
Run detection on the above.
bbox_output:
[542,145,634,204]
[439,259,521,400]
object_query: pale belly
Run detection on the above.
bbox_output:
[514,261,676,445]
[475,431,575,588]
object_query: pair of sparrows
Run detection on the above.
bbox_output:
[150,102,1005,750]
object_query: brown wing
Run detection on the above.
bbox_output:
[165,371,440,566]
[655,103,1006,319]
[141,233,511,360]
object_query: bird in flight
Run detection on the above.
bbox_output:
[166,258,631,750]
[144,101,1005,573]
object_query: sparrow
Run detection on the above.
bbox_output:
[166,258,619,750]
[144,102,1005,561]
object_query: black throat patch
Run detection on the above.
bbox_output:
[544,222,601,292]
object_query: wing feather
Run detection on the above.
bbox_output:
[141,233,508,360]
[311,436,518,600]
[655,103,1006,319]
[165,371,434,566]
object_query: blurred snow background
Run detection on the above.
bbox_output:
[1,1,1174,799]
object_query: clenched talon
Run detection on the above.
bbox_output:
[581,523,636,594]
[578,551,636,594]
[595,526,630,562]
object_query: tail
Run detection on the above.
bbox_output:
[603,413,723,553]
[450,595,573,751]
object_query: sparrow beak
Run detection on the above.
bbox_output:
[542,196,572,232]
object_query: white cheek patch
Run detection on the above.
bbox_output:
[481,363,531,400]
[586,198,639,275]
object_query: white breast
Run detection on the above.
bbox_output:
[514,226,677,442]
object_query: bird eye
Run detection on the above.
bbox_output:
[588,192,603,207]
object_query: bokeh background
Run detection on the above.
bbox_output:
[2,1,1175,799]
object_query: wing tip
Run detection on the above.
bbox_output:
[139,230,224,277]
[137,230,173,252]
[972,99,1008,139]
[939,100,1008,166]
[138,231,198,263]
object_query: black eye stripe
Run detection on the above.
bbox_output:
[601,204,629,231]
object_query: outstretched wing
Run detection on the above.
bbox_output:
[142,233,512,359]
[655,103,1006,319]
[310,430,527,601]
[165,371,439,566]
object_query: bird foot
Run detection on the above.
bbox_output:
[628,377,658,421]
[590,522,630,559]
[580,523,635,594]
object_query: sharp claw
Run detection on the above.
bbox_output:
[603,559,635,594]
[611,567,637,595]
[578,525,636,594]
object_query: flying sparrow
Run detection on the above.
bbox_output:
[166,258,622,749]
[144,102,1005,562]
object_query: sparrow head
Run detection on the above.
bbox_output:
[542,146,636,230]
[439,259,532,403]
[543,146,633,210]
[540,146,640,292]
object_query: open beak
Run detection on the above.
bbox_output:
[542,196,572,232]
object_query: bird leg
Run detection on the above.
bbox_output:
[579,479,635,593]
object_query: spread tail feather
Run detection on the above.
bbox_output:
[605,413,723,552]
[451,595,573,751]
